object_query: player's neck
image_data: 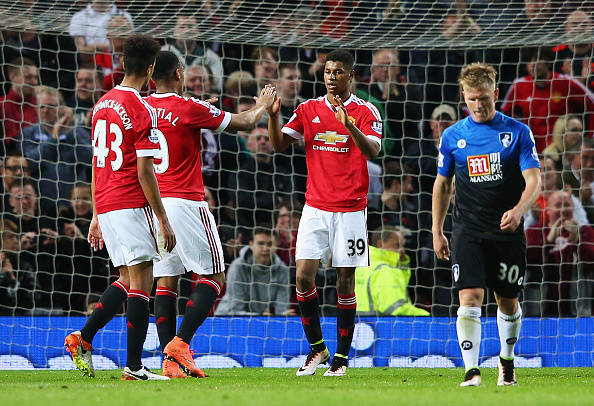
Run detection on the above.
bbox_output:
[155,85,178,94]
[120,76,148,92]
[327,91,351,105]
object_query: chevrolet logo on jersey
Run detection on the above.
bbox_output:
[314,131,348,145]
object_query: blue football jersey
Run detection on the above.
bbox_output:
[438,112,540,236]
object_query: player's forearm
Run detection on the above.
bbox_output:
[226,103,268,132]
[137,157,168,221]
[514,168,542,217]
[431,177,453,233]
[267,113,294,152]
[91,165,98,217]
[345,122,380,160]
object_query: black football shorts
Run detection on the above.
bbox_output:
[450,231,526,298]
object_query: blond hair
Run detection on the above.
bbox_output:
[543,114,583,164]
[458,62,497,89]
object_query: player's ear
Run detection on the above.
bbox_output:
[494,87,499,102]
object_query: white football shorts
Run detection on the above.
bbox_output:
[97,207,160,267]
[153,198,225,278]
[295,204,369,268]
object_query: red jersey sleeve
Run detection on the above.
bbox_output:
[358,101,383,148]
[134,100,160,157]
[188,97,231,133]
[281,104,304,140]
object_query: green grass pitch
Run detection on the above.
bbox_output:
[1,368,593,406]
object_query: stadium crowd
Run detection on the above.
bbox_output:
[1,0,594,318]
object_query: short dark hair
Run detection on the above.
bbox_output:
[123,35,161,76]
[152,50,181,81]
[382,161,411,189]
[9,177,37,193]
[252,226,273,240]
[523,47,555,66]
[325,49,355,70]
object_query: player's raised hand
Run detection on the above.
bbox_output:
[267,92,282,116]
[330,94,349,127]
[204,96,219,104]
[160,220,176,253]
[255,84,277,108]
[87,216,104,251]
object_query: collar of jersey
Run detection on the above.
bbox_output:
[150,92,178,98]
[114,85,141,95]
[324,93,354,110]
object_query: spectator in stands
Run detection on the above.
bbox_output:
[553,9,594,90]
[221,70,257,113]
[524,155,589,229]
[18,86,93,208]
[404,104,458,284]
[251,46,279,91]
[215,227,296,316]
[58,182,109,313]
[0,57,38,155]
[5,178,61,311]
[0,155,30,213]
[69,0,133,63]
[2,14,78,98]
[274,198,302,267]
[274,62,308,199]
[0,218,39,315]
[99,15,153,93]
[161,14,224,90]
[184,65,218,100]
[280,7,340,99]
[526,190,594,316]
[355,226,430,316]
[562,137,594,224]
[66,64,104,130]
[228,126,292,227]
[368,161,418,253]
[542,114,584,170]
[276,63,306,125]
[516,0,558,38]
[501,46,594,153]
[367,49,422,157]
[404,104,458,201]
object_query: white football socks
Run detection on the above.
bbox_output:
[497,306,522,360]
[457,306,482,371]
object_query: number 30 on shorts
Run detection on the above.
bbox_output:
[347,238,366,256]
[498,262,523,285]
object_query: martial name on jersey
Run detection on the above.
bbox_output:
[438,111,539,234]
[145,92,231,202]
[282,94,382,212]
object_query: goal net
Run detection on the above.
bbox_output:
[1,0,593,370]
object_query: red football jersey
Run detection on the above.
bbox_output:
[282,94,382,212]
[92,86,160,214]
[501,73,594,152]
[144,93,231,201]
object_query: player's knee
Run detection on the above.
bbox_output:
[295,274,315,291]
